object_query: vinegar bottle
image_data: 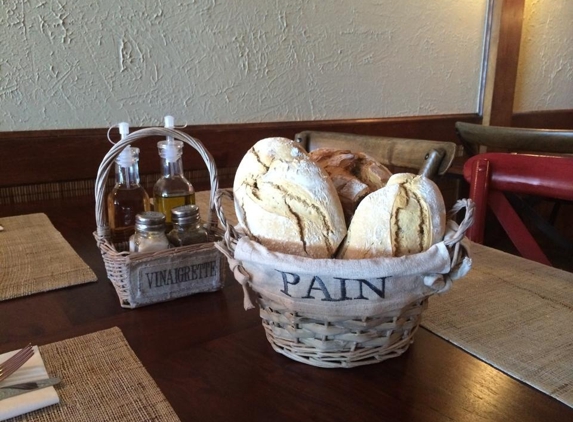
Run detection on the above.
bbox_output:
[107,122,151,251]
[153,115,195,230]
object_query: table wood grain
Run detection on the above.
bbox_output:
[1,198,571,422]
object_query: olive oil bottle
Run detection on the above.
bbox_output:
[153,116,195,230]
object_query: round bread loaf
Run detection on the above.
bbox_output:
[337,173,446,259]
[309,148,392,223]
[233,137,347,259]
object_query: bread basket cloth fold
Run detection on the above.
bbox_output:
[216,196,473,319]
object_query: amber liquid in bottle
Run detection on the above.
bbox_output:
[108,186,151,246]
[107,146,150,251]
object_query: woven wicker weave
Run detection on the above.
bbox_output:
[215,190,473,368]
[94,127,224,308]
[258,295,428,368]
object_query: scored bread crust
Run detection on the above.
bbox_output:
[386,173,446,256]
[338,173,446,259]
[233,137,347,259]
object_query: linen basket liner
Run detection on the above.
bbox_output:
[5,327,180,422]
[423,243,573,409]
[0,213,96,301]
[215,191,474,319]
[93,127,222,308]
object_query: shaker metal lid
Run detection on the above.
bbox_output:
[135,211,166,231]
[171,204,200,225]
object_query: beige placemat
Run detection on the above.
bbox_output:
[195,190,238,228]
[422,243,573,408]
[8,327,180,421]
[0,213,97,301]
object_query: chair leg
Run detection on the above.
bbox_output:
[548,200,562,225]
[488,190,552,266]
[467,158,490,244]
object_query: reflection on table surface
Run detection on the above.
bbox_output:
[0,196,571,422]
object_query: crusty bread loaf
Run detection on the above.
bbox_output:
[309,148,392,223]
[233,137,347,259]
[386,173,446,256]
[336,184,399,259]
[338,173,446,259]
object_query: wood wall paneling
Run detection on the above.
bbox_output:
[2,0,572,204]
[0,114,481,190]
[512,109,573,130]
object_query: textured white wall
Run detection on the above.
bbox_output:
[515,0,573,112]
[1,0,487,131]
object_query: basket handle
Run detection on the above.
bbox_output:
[95,127,219,240]
[213,188,256,309]
[443,198,474,267]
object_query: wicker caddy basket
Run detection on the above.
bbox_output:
[214,190,474,368]
[94,127,224,309]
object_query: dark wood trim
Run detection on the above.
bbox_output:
[512,109,573,130]
[0,114,480,193]
[1,0,566,200]
[483,0,526,127]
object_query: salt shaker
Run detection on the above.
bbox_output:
[129,211,170,253]
[167,204,209,247]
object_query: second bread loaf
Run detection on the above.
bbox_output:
[338,173,446,259]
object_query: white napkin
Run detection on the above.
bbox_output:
[0,346,59,421]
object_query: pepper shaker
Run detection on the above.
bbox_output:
[167,204,209,247]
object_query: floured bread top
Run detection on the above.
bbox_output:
[233,137,347,259]
[336,184,399,259]
[338,173,446,259]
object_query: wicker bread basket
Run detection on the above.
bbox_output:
[94,127,224,308]
[215,189,474,368]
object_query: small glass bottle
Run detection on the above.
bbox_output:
[167,204,209,247]
[129,211,170,253]
[107,122,151,251]
[153,116,195,230]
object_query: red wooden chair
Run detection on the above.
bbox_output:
[463,152,573,266]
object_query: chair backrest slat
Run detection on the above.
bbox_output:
[456,122,573,156]
[464,153,573,201]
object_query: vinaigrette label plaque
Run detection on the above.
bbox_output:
[129,247,223,306]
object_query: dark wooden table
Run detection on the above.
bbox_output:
[1,198,571,422]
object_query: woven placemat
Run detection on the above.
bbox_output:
[0,213,96,301]
[8,327,180,421]
[195,190,238,227]
[422,243,573,408]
